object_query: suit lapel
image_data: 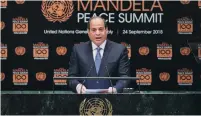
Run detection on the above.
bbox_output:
[86,41,97,76]
[98,40,113,76]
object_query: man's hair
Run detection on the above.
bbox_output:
[87,16,108,30]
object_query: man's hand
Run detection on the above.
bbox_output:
[76,83,86,94]
[108,87,117,93]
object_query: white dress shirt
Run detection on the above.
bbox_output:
[91,40,107,61]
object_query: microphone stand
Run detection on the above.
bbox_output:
[80,64,94,94]
[53,78,55,94]
[138,77,141,93]
[105,66,113,94]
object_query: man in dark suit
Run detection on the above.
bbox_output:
[68,16,130,94]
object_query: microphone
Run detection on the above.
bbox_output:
[105,65,114,94]
[80,64,94,94]
[53,77,55,94]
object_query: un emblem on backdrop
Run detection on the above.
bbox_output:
[0,21,5,30]
[15,46,26,56]
[41,0,74,23]
[159,72,170,81]
[56,46,67,55]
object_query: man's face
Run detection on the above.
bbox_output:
[88,18,108,46]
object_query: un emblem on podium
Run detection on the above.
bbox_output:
[79,98,113,115]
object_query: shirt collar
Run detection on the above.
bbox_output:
[92,40,107,51]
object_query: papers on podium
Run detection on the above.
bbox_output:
[85,89,108,94]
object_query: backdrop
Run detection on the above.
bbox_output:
[1,0,201,91]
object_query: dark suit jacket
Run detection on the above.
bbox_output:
[68,40,131,93]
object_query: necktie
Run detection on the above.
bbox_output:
[95,47,102,74]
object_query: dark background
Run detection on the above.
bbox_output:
[1,1,201,91]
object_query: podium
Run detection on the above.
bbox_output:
[2,77,201,115]
[1,91,201,115]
